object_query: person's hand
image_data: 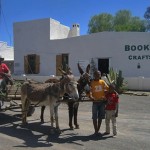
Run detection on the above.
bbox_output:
[115,111,118,117]
[90,97,95,101]
[91,98,95,101]
[9,79,14,85]
[115,91,119,98]
[103,99,108,104]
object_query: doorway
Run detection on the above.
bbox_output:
[98,58,109,75]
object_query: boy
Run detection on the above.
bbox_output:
[105,84,119,136]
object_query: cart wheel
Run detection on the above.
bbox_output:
[0,101,2,110]
[0,100,4,110]
[27,106,35,116]
[0,98,4,111]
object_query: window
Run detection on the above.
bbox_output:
[24,54,40,74]
[56,53,69,76]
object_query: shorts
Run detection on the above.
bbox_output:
[92,101,105,120]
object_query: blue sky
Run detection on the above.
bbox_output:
[0,0,149,46]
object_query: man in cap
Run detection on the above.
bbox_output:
[0,55,12,93]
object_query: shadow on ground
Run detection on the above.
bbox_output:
[0,113,113,148]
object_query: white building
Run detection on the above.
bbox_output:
[0,41,14,73]
[13,18,150,90]
[0,41,14,60]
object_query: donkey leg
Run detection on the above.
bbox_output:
[50,105,54,128]
[68,102,74,129]
[49,105,55,134]
[54,106,59,129]
[74,102,79,129]
[40,106,46,123]
[21,104,25,124]
[22,98,29,125]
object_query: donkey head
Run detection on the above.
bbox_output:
[59,67,79,101]
[77,63,91,94]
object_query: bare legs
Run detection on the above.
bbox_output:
[93,119,102,134]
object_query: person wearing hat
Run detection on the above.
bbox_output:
[89,70,109,135]
[0,55,12,93]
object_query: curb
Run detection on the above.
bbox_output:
[123,91,150,96]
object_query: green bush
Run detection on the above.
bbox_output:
[109,68,127,93]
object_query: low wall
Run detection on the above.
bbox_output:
[124,77,150,91]
[12,75,80,83]
[12,75,150,91]
[12,75,59,83]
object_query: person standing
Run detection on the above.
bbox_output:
[105,84,119,136]
[89,70,109,135]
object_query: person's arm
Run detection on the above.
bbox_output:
[89,82,95,101]
[115,96,119,117]
[115,103,119,117]
[3,63,11,75]
[103,80,109,98]
[89,90,95,100]
[114,90,119,98]
[2,63,13,85]
[103,80,109,91]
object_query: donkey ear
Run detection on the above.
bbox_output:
[66,65,72,74]
[68,69,73,75]
[77,63,84,75]
[86,64,90,74]
[58,66,67,75]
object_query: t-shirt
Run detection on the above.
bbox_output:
[90,79,109,100]
[105,92,119,110]
[0,63,9,79]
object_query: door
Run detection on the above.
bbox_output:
[98,58,109,75]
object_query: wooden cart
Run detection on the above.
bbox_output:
[0,80,34,115]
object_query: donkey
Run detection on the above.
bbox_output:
[40,77,60,123]
[67,63,91,129]
[21,74,79,132]
[40,69,71,123]
[40,64,91,129]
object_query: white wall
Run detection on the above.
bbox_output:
[12,75,150,91]
[50,18,70,39]
[44,32,150,78]
[13,18,51,75]
[49,19,80,39]
[0,41,14,60]
[124,77,150,91]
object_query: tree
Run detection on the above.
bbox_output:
[88,13,114,33]
[88,10,146,33]
[144,7,150,31]
[114,10,146,31]
[90,58,97,78]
